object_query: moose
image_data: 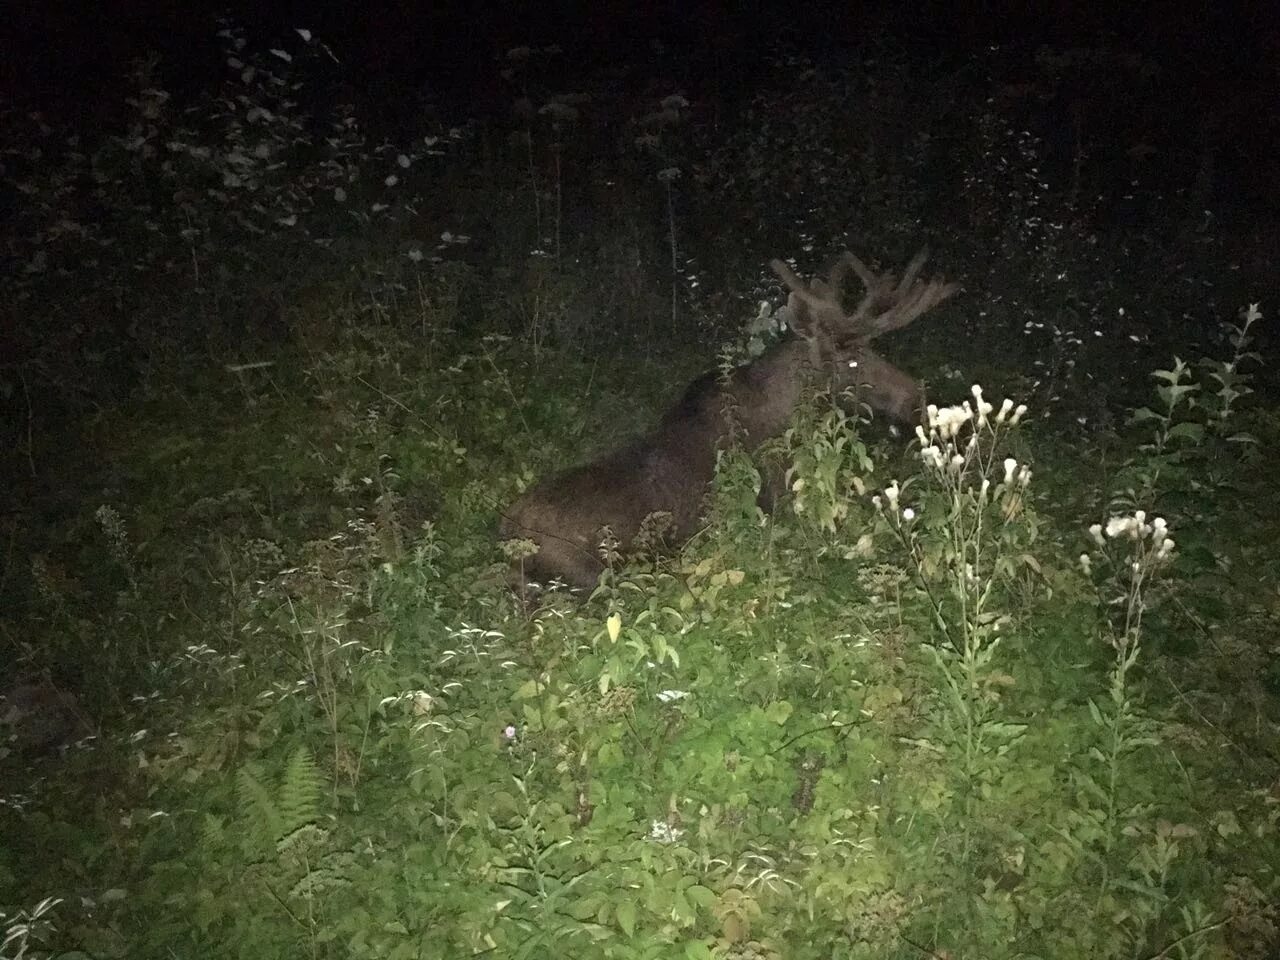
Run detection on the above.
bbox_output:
[499,248,959,589]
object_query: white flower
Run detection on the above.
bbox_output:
[1018,466,1032,487]
[995,397,1014,423]
[915,423,928,444]
[1105,516,1134,539]
[1003,457,1017,484]
[949,454,965,472]
[902,507,915,521]
[933,404,972,439]
[1157,537,1175,559]
[1010,403,1028,425]
[649,820,683,844]
[884,481,900,510]
[1079,553,1092,574]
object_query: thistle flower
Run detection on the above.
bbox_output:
[1003,457,1017,485]
[1105,516,1135,539]
[1079,553,1092,574]
[884,481,900,510]
[1089,523,1105,546]
[1010,403,1028,425]
[995,397,1014,424]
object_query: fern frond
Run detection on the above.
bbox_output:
[277,746,322,836]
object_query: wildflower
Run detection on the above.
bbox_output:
[1089,523,1105,546]
[1079,553,1092,574]
[949,454,965,472]
[1010,403,1028,425]
[902,507,915,521]
[995,397,1014,423]
[915,423,928,445]
[503,725,518,740]
[1157,537,1175,559]
[649,820,683,844]
[1003,457,1017,485]
[1018,466,1032,487]
[1105,516,1134,539]
[884,481,900,511]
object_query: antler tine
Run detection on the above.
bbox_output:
[894,247,930,300]
[864,275,961,338]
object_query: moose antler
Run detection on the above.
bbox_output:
[770,248,959,341]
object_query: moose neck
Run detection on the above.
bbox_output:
[723,338,830,447]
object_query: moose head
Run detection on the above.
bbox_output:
[499,248,959,589]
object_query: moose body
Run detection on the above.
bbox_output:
[499,249,958,589]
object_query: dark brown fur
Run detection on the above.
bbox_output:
[499,250,958,589]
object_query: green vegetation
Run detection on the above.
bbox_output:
[2,23,1277,960]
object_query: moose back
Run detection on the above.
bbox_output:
[499,249,959,589]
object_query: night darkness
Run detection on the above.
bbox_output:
[3,2,1280,957]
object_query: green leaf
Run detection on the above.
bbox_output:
[764,700,794,725]
[1165,421,1204,442]
[616,899,636,936]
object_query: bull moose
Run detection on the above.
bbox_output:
[499,248,959,589]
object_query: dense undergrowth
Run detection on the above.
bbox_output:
[2,19,1278,960]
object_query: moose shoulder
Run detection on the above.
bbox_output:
[499,249,959,589]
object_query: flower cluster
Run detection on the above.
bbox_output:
[919,385,1027,444]
[872,386,1032,531]
[1088,512,1174,556]
[912,386,1032,489]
